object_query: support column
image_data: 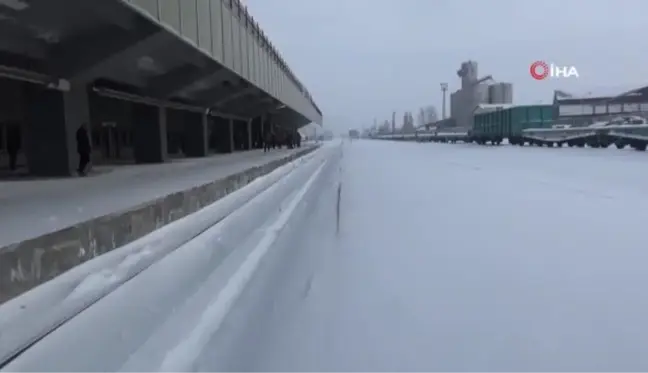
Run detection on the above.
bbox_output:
[184,112,208,157]
[251,116,263,149]
[212,117,233,153]
[260,114,266,137]
[264,114,273,140]
[165,109,182,155]
[132,104,167,163]
[24,83,90,176]
[207,116,217,151]
[246,119,253,150]
[228,118,235,152]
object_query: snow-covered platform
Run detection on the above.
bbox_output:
[0,149,303,247]
[0,146,317,304]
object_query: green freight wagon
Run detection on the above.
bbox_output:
[471,105,554,145]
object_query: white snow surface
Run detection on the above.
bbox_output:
[1,143,335,372]
[0,148,305,247]
[7,140,648,371]
[0,147,321,364]
[201,141,648,372]
[158,160,327,372]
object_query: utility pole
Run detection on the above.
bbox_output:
[441,83,448,120]
[440,83,448,120]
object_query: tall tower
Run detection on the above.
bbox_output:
[440,83,448,120]
[456,60,478,89]
[391,111,396,133]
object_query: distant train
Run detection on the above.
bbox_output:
[371,130,470,143]
[371,112,648,152]
[468,105,648,150]
[521,116,648,151]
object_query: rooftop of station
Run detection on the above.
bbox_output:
[554,84,648,105]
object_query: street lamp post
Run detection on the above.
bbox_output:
[440,83,448,120]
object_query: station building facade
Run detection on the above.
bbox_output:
[552,86,648,126]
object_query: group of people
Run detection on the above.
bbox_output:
[263,127,301,152]
[4,122,302,176]
[0,123,91,176]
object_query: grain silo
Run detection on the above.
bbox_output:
[449,61,496,129]
[474,83,490,107]
[488,83,513,104]
[450,90,460,123]
[457,61,479,89]
[446,61,521,129]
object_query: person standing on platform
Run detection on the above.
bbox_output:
[263,130,272,152]
[6,123,21,172]
[76,123,91,176]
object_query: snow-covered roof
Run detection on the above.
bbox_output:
[555,84,648,101]
[475,103,514,109]
[612,85,648,100]
[473,104,514,114]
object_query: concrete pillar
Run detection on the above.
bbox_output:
[212,117,233,153]
[24,83,90,176]
[165,108,182,154]
[207,116,217,151]
[256,116,265,147]
[132,104,167,163]
[246,119,253,150]
[184,112,208,157]
[260,114,266,136]
[250,116,263,149]
[264,114,273,137]
[228,118,235,152]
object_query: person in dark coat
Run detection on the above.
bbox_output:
[76,123,91,176]
[263,130,272,152]
[271,130,277,149]
[6,123,21,171]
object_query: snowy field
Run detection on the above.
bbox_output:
[5,140,648,371]
[0,148,305,247]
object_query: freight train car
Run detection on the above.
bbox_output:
[522,116,648,150]
[471,105,554,145]
[372,130,470,143]
[471,104,648,151]
[372,133,420,141]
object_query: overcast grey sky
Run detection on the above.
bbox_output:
[245,0,648,132]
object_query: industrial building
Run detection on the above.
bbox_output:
[489,83,513,104]
[0,0,322,177]
[449,61,513,129]
[444,61,646,131]
[552,88,648,126]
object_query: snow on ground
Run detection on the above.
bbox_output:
[1,144,335,372]
[0,148,304,247]
[0,147,322,365]
[7,139,648,371]
[196,140,648,371]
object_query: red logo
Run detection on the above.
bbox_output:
[530,61,549,80]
